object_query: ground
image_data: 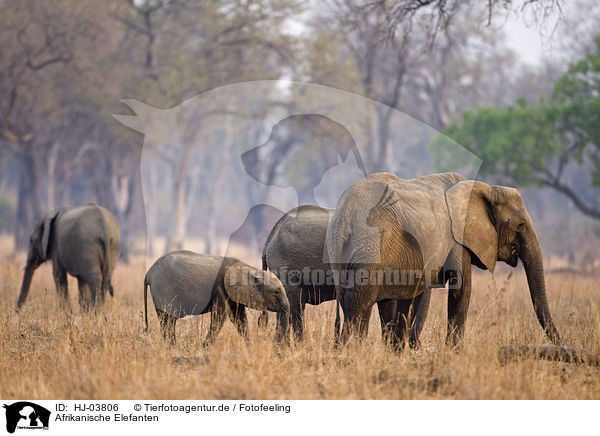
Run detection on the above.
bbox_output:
[1,259,599,399]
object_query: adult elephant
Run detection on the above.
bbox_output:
[16,204,120,311]
[327,172,561,347]
[260,204,430,347]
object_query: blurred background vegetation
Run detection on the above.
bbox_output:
[1,0,598,271]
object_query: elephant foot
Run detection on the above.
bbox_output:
[291,330,305,343]
[385,338,407,354]
[445,335,463,351]
[408,337,421,350]
[276,335,291,347]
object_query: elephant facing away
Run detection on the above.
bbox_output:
[144,251,290,345]
[327,172,561,347]
[16,204,120,311]
[260,204,430,348]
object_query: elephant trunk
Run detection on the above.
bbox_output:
[519,220,561,345]
[16,263,37,311]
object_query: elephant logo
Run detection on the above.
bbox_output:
[112,80,482,275]
[3,402,50,433]
[241,114,367,206]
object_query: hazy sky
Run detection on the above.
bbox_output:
[288,3,580,67]
[502,3,582,66]
[504,17,547,65]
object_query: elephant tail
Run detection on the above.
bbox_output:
[330,235,346,341]
[144,275,149,332]
[262,245,268,271]
[334,295,341,340]
[257,242,270,328]
[100,237,114,297]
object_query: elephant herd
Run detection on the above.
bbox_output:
[15,172,562,351]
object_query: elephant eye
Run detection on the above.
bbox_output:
[517,222,525,231]
[250,274,263,286]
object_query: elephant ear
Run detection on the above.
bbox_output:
[445,180,498,272]
[223,264,267,310]
[41,211,58,259]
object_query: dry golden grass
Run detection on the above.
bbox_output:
[1,259,599,399]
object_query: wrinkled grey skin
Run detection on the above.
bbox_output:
[259,205,430,348]
[16,204,120,311]
[327,172,561,348]
[144,250,290,345]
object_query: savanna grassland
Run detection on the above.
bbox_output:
[1,257,599,400]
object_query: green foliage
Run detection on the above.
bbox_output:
[553,34,600,186]
[432,99,562,186]
[432,35,600,198]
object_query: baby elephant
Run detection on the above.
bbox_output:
[17,203,120,311]
[144,250,290,345]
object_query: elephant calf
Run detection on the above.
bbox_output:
[16,204,120,311]
[144,250,290,345]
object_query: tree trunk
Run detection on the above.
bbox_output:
[145,160,158,258]
[206,122,233,254]
[111,172,134,263]
[14,148,42,252]
[46,141,60,210]
[167,143,192,252]
[374,105,394,172]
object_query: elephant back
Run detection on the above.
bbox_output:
[265,205,333,274]
[54,205,114,273]
[146,251,226,318]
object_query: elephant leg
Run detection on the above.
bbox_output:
[257,311,269,329]
[52,260,70,310]
[357,305,373,338]
[76,278,92,311]
[390,299,414,350]
[203,298,227,347]
[285,286,305,340]
[229,301,249,341]
[446,248,472,347]
[94,276,106,306]
[339,312,363,346]
[83,272,103,308]
[274,311,291,345]
[338,291,366,346]
[156,309,177,345]
[377,299,398,345]
[408,288,431,349]
[289,305,305,341]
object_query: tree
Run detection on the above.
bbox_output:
[114,0,301,253]
[0,0,98,249]
[432,35,600,221]
[363,0,562,36]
